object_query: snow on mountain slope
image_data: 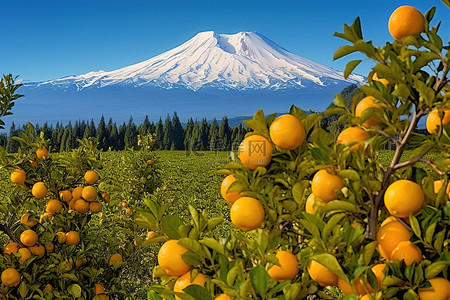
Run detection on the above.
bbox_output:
[33,31,365,91]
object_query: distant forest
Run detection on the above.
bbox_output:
[0,112,250,152]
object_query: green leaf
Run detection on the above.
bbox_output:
[199,238,224,255]
[425,222,437,244]
[249,265,269,296]
[206,217,223,231]
[364,241,378,265]
[334,45,357,60]
[147,290,163,300]
[321,200,357,213]
[333,94,346,108]
[161,215,183,239]
[18,281,28,298]
[323,107,347,116]
[322,213,345,242]
[344,60,362,79]
[339,169,361,181]
[425,261,449,279]
[183,285,212,300]
[68,284,82,298]
[409,214,421,239]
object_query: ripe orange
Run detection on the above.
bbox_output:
[268,250,299,282]
[269,114,305,150]
[230,197,265,232]
[74,199,90,213]
[215,294,231,300]
[72,186,84,200]
[337,277,366,296]
[384,180,424,218]
[122,201,128,208]
[147,159,153,165]
[307,260,338,287]
[103,192,110,203]
[30,160,38,167]
[360,295,375,300]
[45,243,54,253]
[109,253,123,265]
[56,232,67,244]
[21,213,37,227]
[371,263,386,291]
[174,272,206,300]
[39,212,53,224]
[43,284,53,292]
[32,182,48,199]
[59,190,73,203]
[434,179,450,200]
[418,277,450,300]
[18,247,32,264]
[46,199,62,214]
[305,193,325,214]
[158,240,191,276]
[147,231,157,239]
[427,109,450,134]
[94,283,105,295]
[84,170,99,184]
[311,169,344,202]
[4,242,20,255]
[388,6,425,40]
[390,241,422,266]
[355,96,382,128]
[125,207,132,215]
[20,229,38,247]
[372,73,389,85]
[11,169,26,185]
[29,244,45,257]
[1,268,21,287]
[337,127,371,151]
[89,201,103,213]
[221,174,242,204]
[36,147,49,159]
[238,135,273,170]
[377,220,411,260]
[66,231,80,245]
[82,186,97,202]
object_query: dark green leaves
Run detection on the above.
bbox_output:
[249,265,269,296]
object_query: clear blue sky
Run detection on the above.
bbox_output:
[1,0,449,83]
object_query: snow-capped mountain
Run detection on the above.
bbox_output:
[32,31,364,91]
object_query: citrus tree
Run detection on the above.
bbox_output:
[138,3,450,300]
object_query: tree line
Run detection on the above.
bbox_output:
[0,113,250,153]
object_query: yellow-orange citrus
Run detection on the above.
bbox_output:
[122,201,128,207]
[84,170,99,184]
[109,253,123,265]
[434,179,450,200]
[418,277,450,300]
[45,243,54,253]
[215,294,231,300]
[337,127,371,151]
[18,247,32,264]
[11,169,26,185]
[74,199,90,213]
[59,190,72,203]
[36,147,49,159]
[43,284,53,292]
[90,201,103,213]
[4,242,19,255]
[268,250,299,282]
[390,241,422,266]
[20,229,38,247]
[372,73,389,85]
[360,295,375,300]
[230,197,265,232]
[174,272,206,300]
[147,231,157,239]
[103,192,110,203]
[30,160,38,167]
[46,199,62,214]
[72,186,84,200]
[355,96,382,128]
[426,109,450,134]
[94,283,105,295]
[39,212,53,224]
[238,135,273,170]
[158,240,191,276]
[337,277,367,296]
[56,232,67,244]
[221,174,242,204]
[371,263,386,291]
[66,231,80,245]
[307,260,338,287]
[82,186,97,202]
[1,268,20,287]
[388,6,425,40]
[305,193,325,214]
[311,169,344,202]
[32,182,48,199]
[21,213,37,227]
[29,244,45,257]
[269,114,305,150]
[377,220,411,260]
[384,180,424,218]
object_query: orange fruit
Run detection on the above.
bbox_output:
[74,199,90,213]
[377,220,411,260]
[72,186,84,200]
[43,284,53,292]
[305,193,325,214]
[20,229,38,247]
[307,260,338,287]
[311,169,344,202]
[89,201,102,213]
[30,160,38,167]
[337,277,367,296]
[384,180,424,218]
[215,294,231,300]
[380,216,398,227]
[372,73,389,85]
[11,169,26,185]
[337,127,371,151]
[109,253,123,265]
[426,109,450,134]
[21,213,37,227]
[36,147,49,159]
[147,160,153,165]
[45,243,54,253]
[390,241,422,266]
[158,240,191,276]
[82,186,97,202]
[56,232,67,244]
[84,170,99,184]
[4,242,19,255]
[126,207,132,215]
[434,179,450,200]
[46,199,62,214]
[174,272,206,300]
[269,114,305,150]
[418,277,450,300]
[238,135,273,170]
[1,268,21,287]
[39,212,53,224]
[18,247,32,264]
[29,244,45,257]
[355,96,382,128]
[147,231,157,239]
[32,182,48,199]
[59,190,72,203]
[66,231,80,245]
[268,250,299,282]
[103,192,110,203]
[360,295,374,300]
[371,263,387,291]
[388,6,425,40]
[230,197,265,232]
[94,283,105,295]
[221,175,242,204]
[122,201,128,208]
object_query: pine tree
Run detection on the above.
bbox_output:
[199,118,209,151]
[124,117,138,149]
[209,118,219,151]
[139,115,151,136]
[218,117,232,151]
[118,122,126,150]
[184,118,194,149]
[109,122,119,150]
[162,115,172,150]
[6,122,19,153]
[97,116,107,150]
[106,118,114,149]
[155,118,164,150]
[171,112,184,150]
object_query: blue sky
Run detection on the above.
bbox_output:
[1,0,449,83]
